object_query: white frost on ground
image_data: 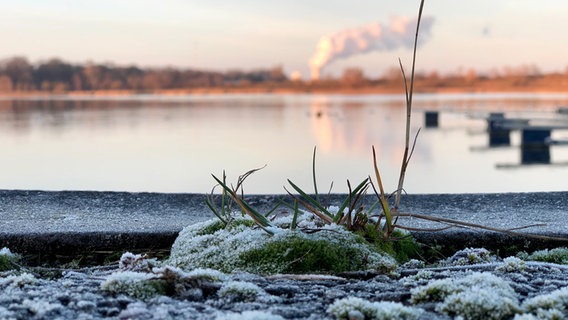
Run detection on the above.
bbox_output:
[22,298,63,318]
[0,247,15,257]
[522,286,568,315]
[411,272,521,320]
[217,281,269,302]
[216,310,285,320]
[496,257,527,273]
[100,271,166,299]
[185,268,227,282]
[521,247,568,264]
[118,252,159,272]
[327,296,423,320]
[0,272,38,289]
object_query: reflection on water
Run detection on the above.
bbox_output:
[0,93,567,194]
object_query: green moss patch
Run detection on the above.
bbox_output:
[168,217,398,275]
[519,247,568,265]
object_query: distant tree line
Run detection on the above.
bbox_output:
[1,55,566,93]
[0,56,288,92]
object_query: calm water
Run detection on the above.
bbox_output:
[1,93,568,194]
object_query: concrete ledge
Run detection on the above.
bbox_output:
[1,190,567,260]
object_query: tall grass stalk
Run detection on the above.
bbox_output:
[394,0,424,212]
[370,0,424,237]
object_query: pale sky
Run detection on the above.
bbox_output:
[1,0,568,79]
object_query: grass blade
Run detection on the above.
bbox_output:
[372,146,393,233]
[291,200,299,230]
[335,178,369,222]
[312,146,319,203]
[287,179,333,218]
[394,0,425,212]
[284,185,334,224]
[212,174,273,233]
[205,198,226,225]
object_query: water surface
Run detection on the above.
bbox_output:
[1,93,567,194]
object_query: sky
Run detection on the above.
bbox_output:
[1,0,568,79]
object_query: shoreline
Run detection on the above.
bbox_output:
[2,85,568,98]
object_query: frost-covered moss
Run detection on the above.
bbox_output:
[522,286,568,316]
[327,297,423,320]
[0,272,37,289]
[185,268,227,282]
[118,252,159,272]
[411,272,521,320]
[101,271,167,299]
[399,270,433,287]
[442,248,493,266]
[439,286,520,320]
[516,309,564,320]
[168,216,397,274]
[218,281,266,302]
[0,247,19,271]
[520,247,568,265]
[216,310,285,320]
[22,298,62,318]
[496,257,527,273]
[401,259,425,269]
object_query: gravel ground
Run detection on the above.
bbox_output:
[2,259,568,320]
[1,191,568,319]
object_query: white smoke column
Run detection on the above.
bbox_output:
[309,16,434,80]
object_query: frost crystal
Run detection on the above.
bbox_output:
[185,268,227,282]
[22,298,62,317]
[101,271,167,299]
[443,247,493,266]
[216,310,285,320]
[411,272,520,320]
[119,252,158,272]
[0,272,37,289]
[496,257,527,273]
[439,285,520,320]
[218,281,266,302]
[0,247,19,271]
[0,247,14,256]
[327,296,423,320]
[524,247,568,265]
[522,286,568,314]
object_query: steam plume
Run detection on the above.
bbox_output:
[309,16,434,80]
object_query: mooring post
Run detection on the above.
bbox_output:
[487,113,511,146]
[424,111,439,128]
[521,129,551,164]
